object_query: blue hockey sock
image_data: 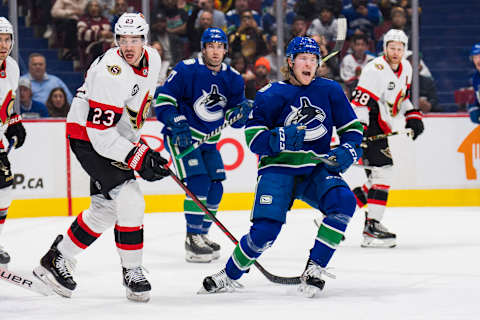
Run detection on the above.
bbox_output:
[184,175,211,234]
[201,181,223,234]
[225,218,282,280]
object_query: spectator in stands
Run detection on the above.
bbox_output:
[342,0,382,40]
[340,33,375,95]
[77,0,113,71]
[110,0,129,32]
[307,7,338,43]
[376,6,410,54]
[160,0,188,37]
[406,51,439,113]
[187,8,214,55]
[229,10,268,64]
[20,53,73,105]
[261,0,295,37]
[253,57,270,92]
[151,12,185,66]
[18,78,50,118]
[151,41,171,85]
[51,0,88,60]
[294,0,343,21]
[225,0,261,33]
[288,15,308,43]
[231,52,256,99]
[264,34,280,81]
[46,87,71,117]
[195,0,227,30]
[311,34,340,80]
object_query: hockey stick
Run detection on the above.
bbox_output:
[363,129,413,142]
[0,266,53,296]
[319,17,347,64]
[164,166,301,285]
[175,112,244,160]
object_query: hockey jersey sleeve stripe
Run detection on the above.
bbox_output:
[86,99,123,130]
[336,119,364,136]
[66,123,90,141]
[356,86,380,101]
[155,94,177,108]
[245,126,268,148]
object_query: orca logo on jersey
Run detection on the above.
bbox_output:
[107,64,122,76]
[285,97,327,141]
[193,84,227,122]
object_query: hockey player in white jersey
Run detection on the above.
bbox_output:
[350,29,424,248]
[33,13,169,302]
[0,17,27,267]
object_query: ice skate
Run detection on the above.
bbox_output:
[201,234,220,259]
[0,245,10,268]
[185,232,213,263]
[33,235,77,298]
[361,218,397,248]
[199,269,243,294]
[122,266,151,302]
[298,259,335,298]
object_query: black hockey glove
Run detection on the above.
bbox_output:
[404,109,424,140]
[5,113,26,149]
[126,144,170,181]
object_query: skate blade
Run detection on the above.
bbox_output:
[361,236,396,248]
[126,288,150,302]
[185,252,213,263]
[297,283,322,298]
[33,266,73,298]
[211,251,220,260]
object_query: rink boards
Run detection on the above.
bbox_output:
[8,114,480,218]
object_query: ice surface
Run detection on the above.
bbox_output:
[1,207,479,320]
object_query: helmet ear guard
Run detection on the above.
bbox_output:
[0,16,14,56]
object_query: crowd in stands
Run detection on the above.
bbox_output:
[17,0,447,118]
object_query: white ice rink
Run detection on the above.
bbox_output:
[1,207,479,320]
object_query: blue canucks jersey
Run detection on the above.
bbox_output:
[245,78,363,175]
[155,57,245,143]
[473,71,480,106]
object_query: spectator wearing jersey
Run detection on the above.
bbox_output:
[307,7,338,43]
[253,57,270,92]
[46,87,71,117]
[18,78,50,118]
[342,0,382,40]
[20,53,73,105]
[151,12,185,66]
[225,0,261,33]
[340,34,375,95]
[77,0,113,70]
[229,10,268,64]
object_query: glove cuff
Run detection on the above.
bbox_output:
[8,113,22,126]
[405,109,423,121]
[342,142,359,162]
[126,144,150,171]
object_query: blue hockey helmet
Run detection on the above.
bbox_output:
[201,27,228,50]
[470,42,480,57]
[286,36,321,63]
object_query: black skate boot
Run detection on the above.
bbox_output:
[185,232,213,263]
[0,245,11,267]
[200,269,243,294]
[361,216,397,248]
[298,259,335,298]
[123,266,151,302]
[33,235,77,298]
[201,234,220,259]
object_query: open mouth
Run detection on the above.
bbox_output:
[125,53,134,60]
[302,71,312,77]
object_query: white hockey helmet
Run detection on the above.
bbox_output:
[383,29,408,53]
[114,13,149,47]
[0,17,14,56]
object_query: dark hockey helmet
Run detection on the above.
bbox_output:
[286,37,321,65]
[201,27,228,50]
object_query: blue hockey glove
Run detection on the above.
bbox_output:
[468,105,480,124]
[229,100,253,128]
[324,142,362,173]
[166,114,192,148]
[404,109,424,140]
[269,124,305,154]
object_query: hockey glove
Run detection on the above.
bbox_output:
[405,109,424,140]
[126,144,170,182]
[229,100,253,128]
[166,115,192,148]
[468,105,480,124]
[269,124,305,154]
[5,113,26,149]
[324,142,362,173]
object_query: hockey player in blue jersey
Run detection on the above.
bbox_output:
[154,27,251,263]
[201,37,364,297]
[469,42,480,124]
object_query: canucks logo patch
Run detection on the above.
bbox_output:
[107,64,122,75]
[285,97,327,141]
[193,84,227,122]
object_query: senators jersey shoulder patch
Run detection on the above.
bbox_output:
[107,64,122,75]
[374,63,384,70]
